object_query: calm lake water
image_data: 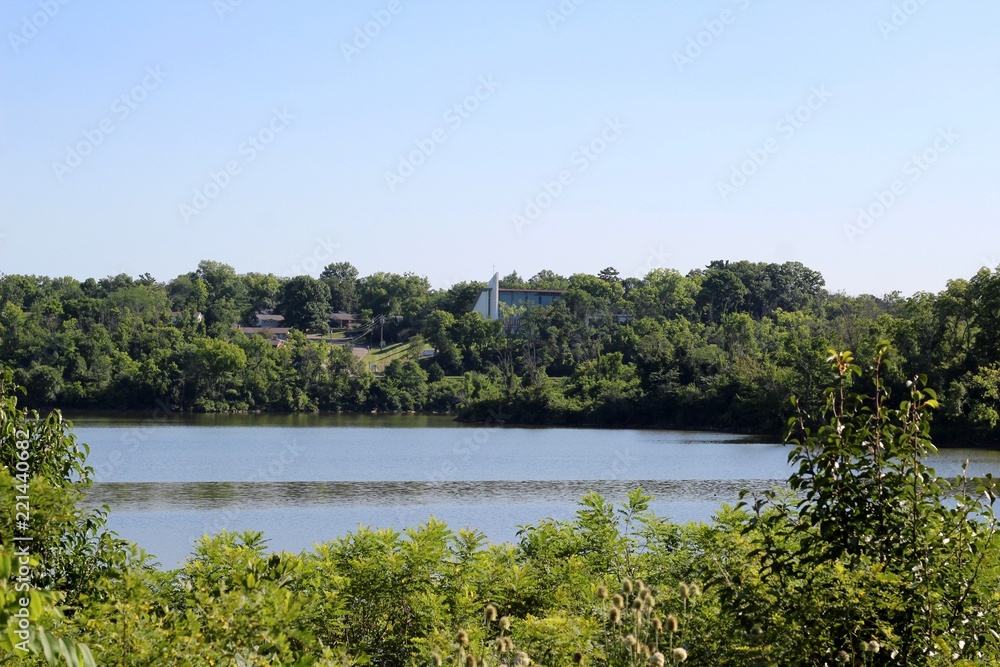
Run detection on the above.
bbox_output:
[70,414,1000,568]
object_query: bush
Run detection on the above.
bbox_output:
[733,343,1000,665]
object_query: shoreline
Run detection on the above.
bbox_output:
[52,406,1000,449]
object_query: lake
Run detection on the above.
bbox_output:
[71,414,1000,568]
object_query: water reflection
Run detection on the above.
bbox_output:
[85,478,786,513]
[65,412,472,428]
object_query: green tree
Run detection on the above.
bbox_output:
[628,268,697,320]
[241,272,284,322]
[434,281,486,317]
[528,270,569,291]
[734,344,1000,665]
[320,261,360,313]
[357,272,430,324]
[500,271,528,289]
[694,264,748,323]
[193,260,247,334]
[280,276,333,334]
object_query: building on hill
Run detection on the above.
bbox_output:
[329,312,358,328]
[238,327,290,346]
[472,272,563,321]
[255,312,285,328]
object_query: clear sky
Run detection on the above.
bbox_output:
[2,0,998,295]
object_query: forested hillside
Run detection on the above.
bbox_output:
[1,259,999,445]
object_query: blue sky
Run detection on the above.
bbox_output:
[2,0,998,295]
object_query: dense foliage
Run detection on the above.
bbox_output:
[2,352,999,666]
[2,259,1000,445]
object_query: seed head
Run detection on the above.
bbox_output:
[650,651,665,667]
[597,585,609,600]
[500,616,511,631]
[671,647,687,663]
[466,655,478,667]
[679,582,690,599]
[622,579,634,595]
[572,651,584,664]
[836,650,850,663]
[433,653,443,667]
[609,607,621,624]
[634,578,646,593]
[625,634,638,650]
[485,604,499,622]
[652,618,663,633]
[868,640,880,654]
[513,651,530,667]
[457,630,470,647]
[666,615,679,633]
[612,594,624,609]
[631,598,642,611]
[690,583,701,598]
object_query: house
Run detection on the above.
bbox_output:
[255,312,285,328]
[238,327,291,346]
[329,312,358,328]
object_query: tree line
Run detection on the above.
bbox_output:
[1,259,999,444]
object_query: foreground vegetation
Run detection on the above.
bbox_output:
[2,347,1000,666]
[3,260,1000,445]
